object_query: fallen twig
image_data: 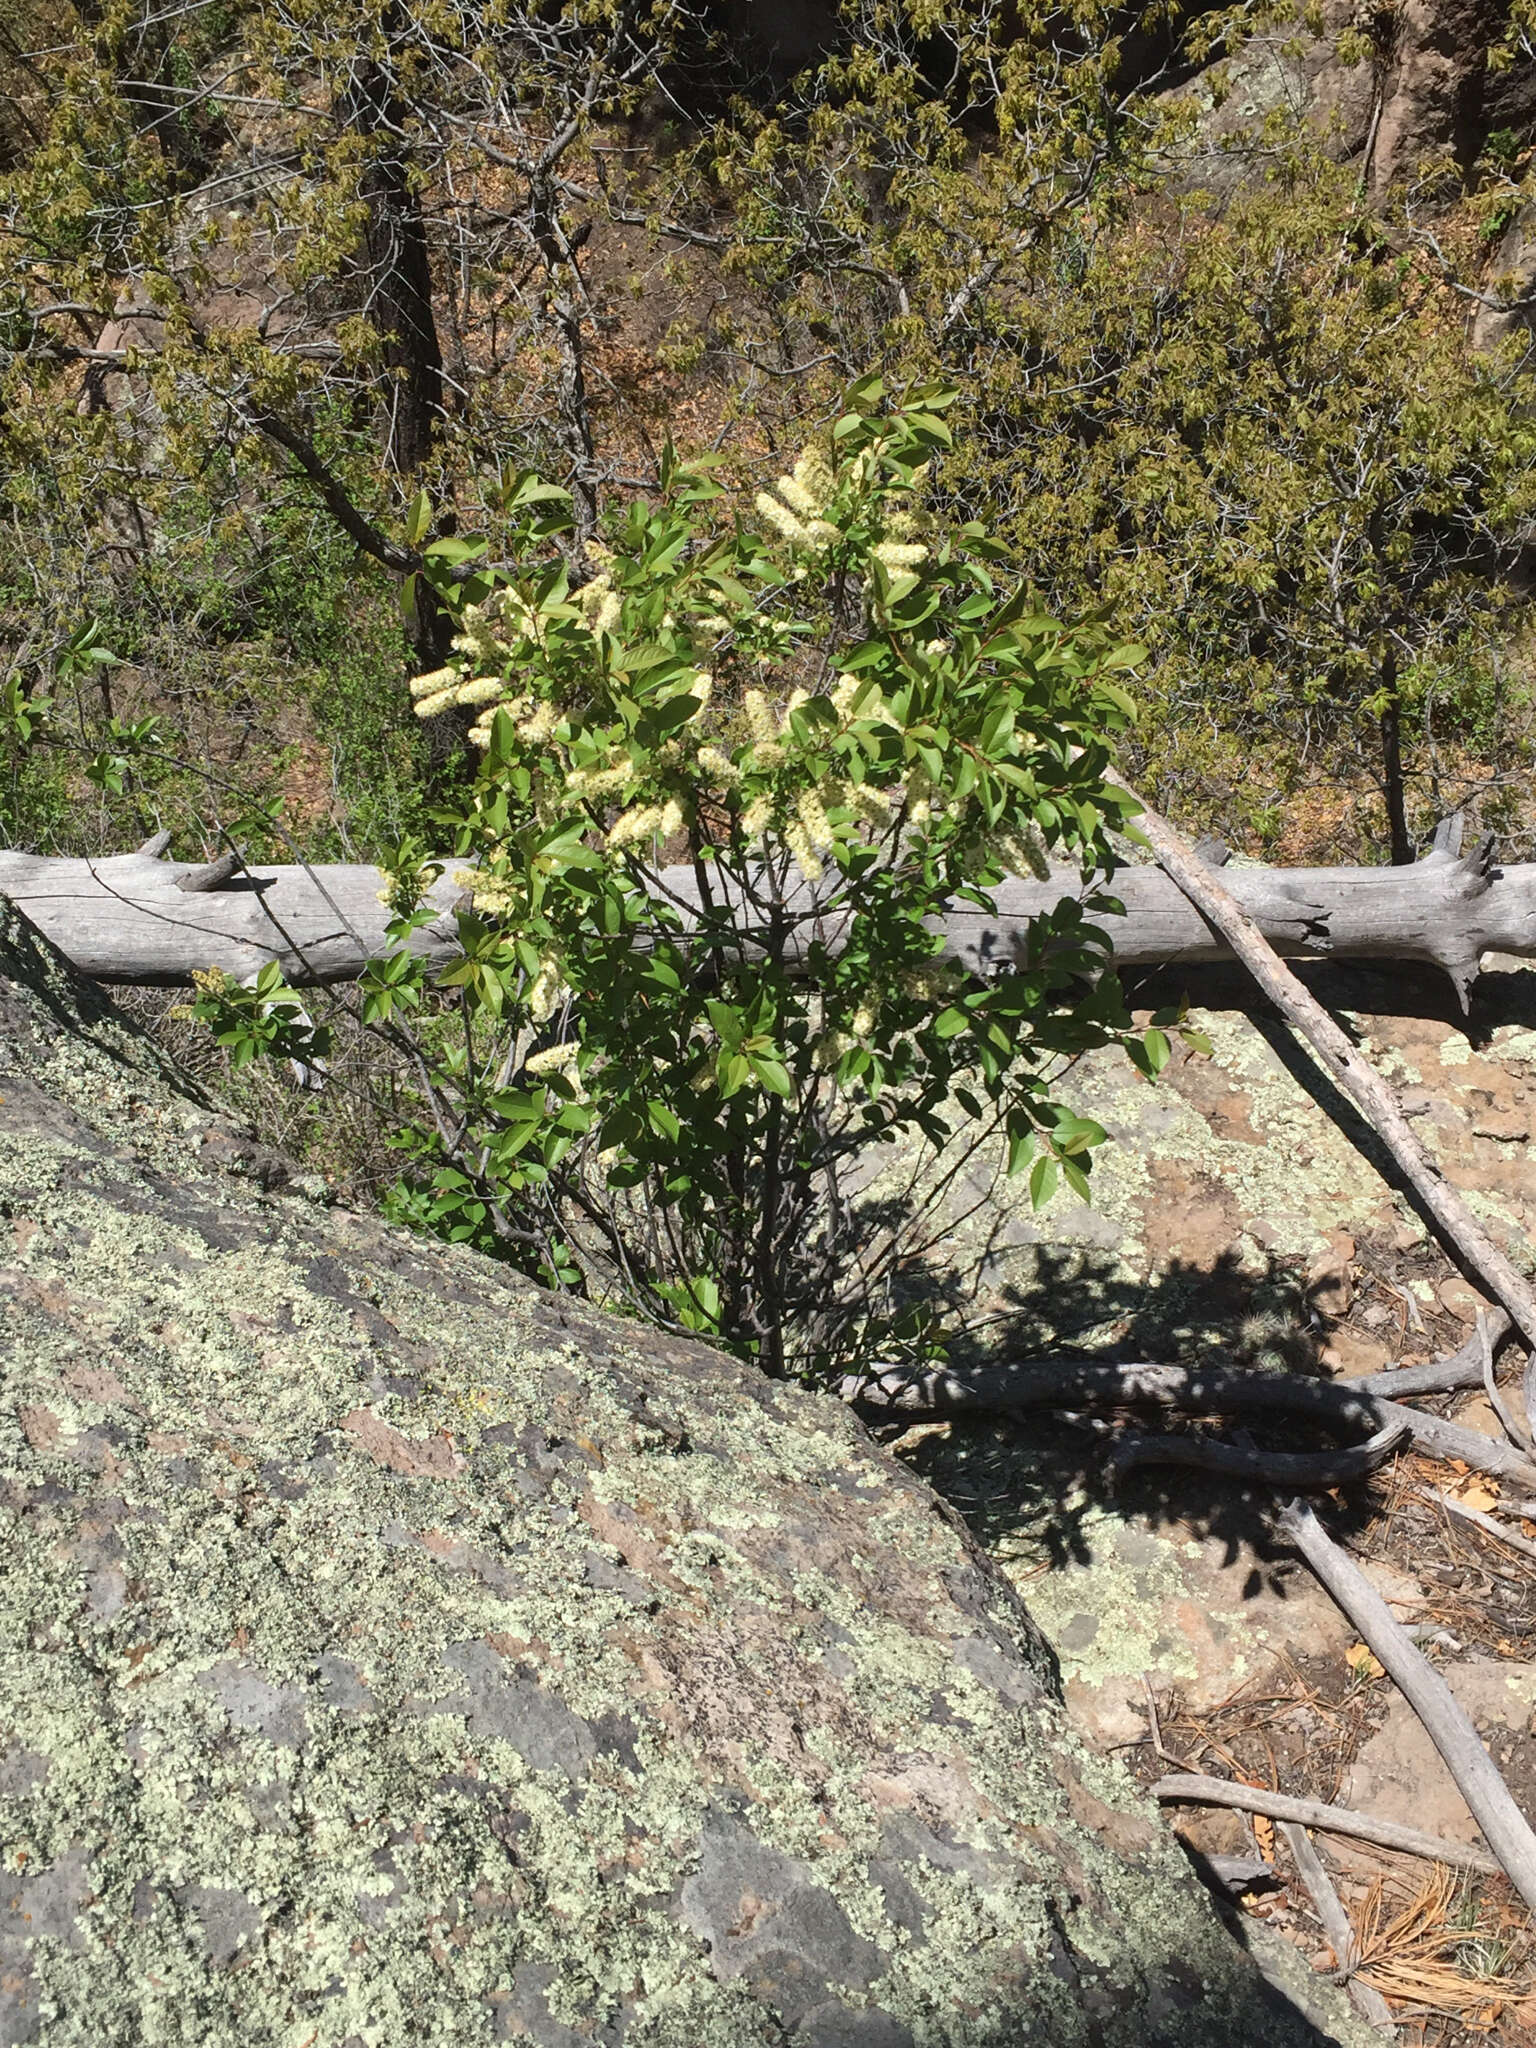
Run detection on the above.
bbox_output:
[1480,1312,1534,1456]
[1142,1673,1190,1768]
[841,1358,1536,1487]
[1111,775,1536,1351]
[1279,1820,1396,2030]
[1107,1420,1408,1490]
[1149,1775,1503,1877]
[1278,1499,1536,1911]
[1423,1488,1536,1563]
[1345,1312,1513,1398]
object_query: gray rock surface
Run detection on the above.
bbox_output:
[0,900,1373,2045]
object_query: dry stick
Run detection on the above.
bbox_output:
[1150,1775,1503,1878]
[1345,1311,1513,1398]
[1107,1419,1408,1490]
[842,1359,1536,1488]
[1423,1488,1536,1563]
[1388,1400,1536,1487]
[1479,1313,1534,1455]
[175,846,244,895]
[1278,1821,1396,2032]
[1278,1500,1536,1911]
[1112,778,1536,1352]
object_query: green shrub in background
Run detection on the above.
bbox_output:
[298,384,1178,1383]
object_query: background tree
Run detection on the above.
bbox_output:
[676,38,1536,858]
[5,0,1536,882]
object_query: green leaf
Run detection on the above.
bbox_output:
[1099,644,1147,672]
[404,488,432,547]
[1060,1156,1092,1202]
[423,536,487,563]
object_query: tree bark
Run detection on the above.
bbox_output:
[341,12,444,477]
[1378,657,1414,867]
[1,837,1532,993]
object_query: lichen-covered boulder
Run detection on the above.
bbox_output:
[0,902,1358,2046]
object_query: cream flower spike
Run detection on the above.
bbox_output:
[756,492,813,547]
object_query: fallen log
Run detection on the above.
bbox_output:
[840,1357,1536,1487]
[1107,772,1536,1351]
[0,835,1532,990]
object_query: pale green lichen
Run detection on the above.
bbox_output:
[0,902,1380,2045]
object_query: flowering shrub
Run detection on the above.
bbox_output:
[349,383,1172,1377]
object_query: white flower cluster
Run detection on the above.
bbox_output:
[567,763,632,801]
[899,959,962,1003]
[813,1028,852,1071]
[903,764,936,829]
[755,445,840,553]
[993,822,1053,881]
[871,540,928,572]
[606,796,684,851]
[525,952,566,1023]
[812,996,878,1069]
[407,663,563,752]
[739,687,785,770]
[783,785,833,884]
[523,1040,587,1099]
[577,573,622,640]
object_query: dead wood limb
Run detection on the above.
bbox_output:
[1149,1775,1504,1877]
[1479,1313,1534,1455]
[0,847,471,985]
[1202,1852,1280,1894]
[1389,1404,1536,1486]
[1424,1488,1536,1563]
[2,841,1535,989]
[1280,1819,1355,1969]
[1110,776,1536,1352]
[1278,1500,1536,1911]
[1278,1822,1397,2031]
[840,1358,1536,1488]
[1107,1420,1408,1489]
[1344,1314,1513,1398]
[175,846,244,894]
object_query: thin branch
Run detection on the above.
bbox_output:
[1423,1487,1536,1562]
[1279,1499,1536,1910]
[1278,1822,1395,2030]
[1110,769,1536,1350]
[1150,1774,1503,1877]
